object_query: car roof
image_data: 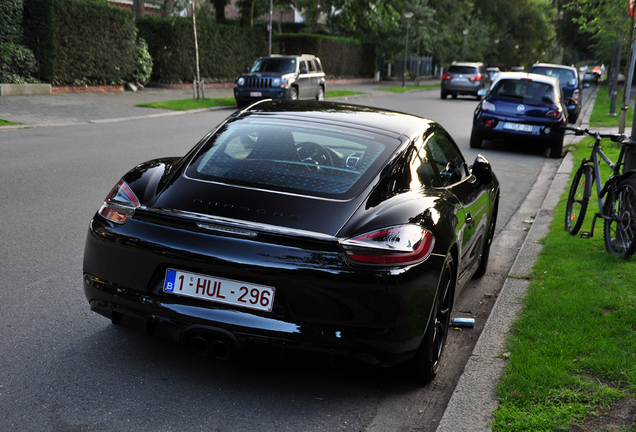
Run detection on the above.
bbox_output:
[262,54,318,60]
[491,72,560,88]
[450,61,483,67]
[530,62,577,73]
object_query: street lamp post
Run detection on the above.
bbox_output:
[402,12,414,88]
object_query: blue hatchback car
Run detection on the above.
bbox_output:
[469,72,568,158]
[529,63,582,123]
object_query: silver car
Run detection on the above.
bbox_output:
[441,62,491,100]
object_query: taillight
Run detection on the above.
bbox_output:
[572,88,579,102]
[469,74,482,82]
[340,225,435,265]
[442,73,452,80]
[482,101,496,112]
[546,109,562,119]
[98,180,140,224]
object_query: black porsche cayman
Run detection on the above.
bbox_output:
[83,100,500,384]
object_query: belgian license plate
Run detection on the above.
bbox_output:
[164,269,275,312]
[503,122,533,133]
[250,92,262,97]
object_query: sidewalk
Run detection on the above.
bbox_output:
[0,79,426,128]
[436,85,624,431]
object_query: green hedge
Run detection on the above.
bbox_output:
[0,0,24,45]
[0,42,38,83]
[277,34,375,78]
[137,16,268,83]
[23,0,137,85]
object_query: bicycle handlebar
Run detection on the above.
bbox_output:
[562,126,628,144]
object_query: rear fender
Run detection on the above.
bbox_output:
[599,169,636,199]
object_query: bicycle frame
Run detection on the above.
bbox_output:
[580,134,632,238]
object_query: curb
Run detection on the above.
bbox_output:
[436,85,600,431]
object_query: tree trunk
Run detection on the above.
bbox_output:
[212,0,227,24]
[133,0,145,18]
[162,0,175,18]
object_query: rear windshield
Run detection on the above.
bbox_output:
[531,67,576,85]
[492,79,557,103]
[447,65,478,74]
[251,58,296,74]
[186,119,395,199]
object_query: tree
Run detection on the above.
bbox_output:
[133,0,145,17]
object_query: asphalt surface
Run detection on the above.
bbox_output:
[0,80,616,430]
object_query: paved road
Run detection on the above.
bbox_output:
[0,81,606,431]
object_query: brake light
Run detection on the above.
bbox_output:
[546,109,562,119]
[340,225,435,265]
[572,88,579,102]
[442,73,452,80]
[469,74,482,82]
[98,180,140,224]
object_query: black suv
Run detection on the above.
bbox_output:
[234,54,326,108]
[441,62,490,100]
[529,63,582,123]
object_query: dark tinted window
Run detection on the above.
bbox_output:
[251,58,296,74]
[531,67,576,85]
[413,133,467,188]
[493,79,556,103]
[447,65,478,74]
[186,120,395,199]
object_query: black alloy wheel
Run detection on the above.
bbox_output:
[405,254,455,385]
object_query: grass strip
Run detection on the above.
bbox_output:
[589,82,633,128]
[375,84,439,93]
[491,138,636,430]
[134,91,367,111]
[0,119,22,126]
[135,97,236,110]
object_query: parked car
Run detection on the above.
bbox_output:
[583,71,599,84]
[529,62,582,123]
[486,67,501,81]
[470,72,568,158]
[234,54,326,107]
[441,62,491,100]
[83,100,500,385]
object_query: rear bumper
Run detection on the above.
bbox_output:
[82,216,445,366]
[472,114,565,144]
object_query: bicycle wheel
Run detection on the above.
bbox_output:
[565,164,592,235]
[603,177,636,258]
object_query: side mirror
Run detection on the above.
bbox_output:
[244,67,250,73]
[471,154,493,184]
[478,88,488,96]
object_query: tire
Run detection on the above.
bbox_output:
[603,178,636,258]
[316,86,325,101]
[565,165,592,235]
[404,255,455,385]
[290,87,298,100]
[469,130,482,149]
[473,202,498,279]
[441,91,448,99]
[451,93,457,99]
[549,135,564,158]
[569,112,579,124]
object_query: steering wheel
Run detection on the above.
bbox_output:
[296,142,334,168]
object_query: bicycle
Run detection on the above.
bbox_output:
[564,126,636,258]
